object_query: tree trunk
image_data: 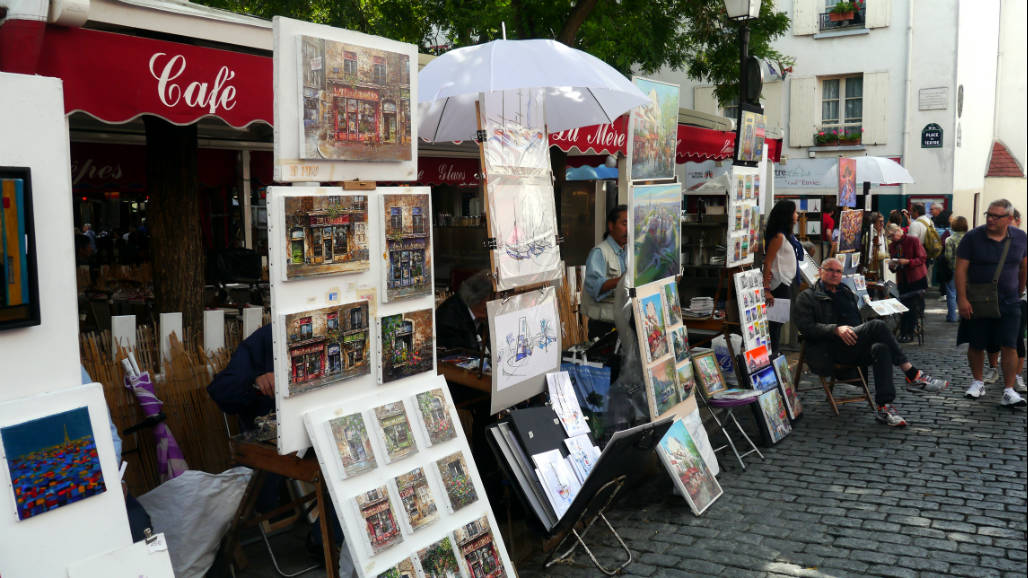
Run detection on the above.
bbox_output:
[144,116,203,342]
[557,0,599,45]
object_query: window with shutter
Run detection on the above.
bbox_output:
[788,77,816,147]
[817,75,863,145]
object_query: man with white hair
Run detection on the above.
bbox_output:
[930,202,950,228]
[794,257,949,427]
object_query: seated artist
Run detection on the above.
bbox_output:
[582,205,628,340]
[435,270,492,352]
[793,257,948,427]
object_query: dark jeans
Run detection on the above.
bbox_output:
[899,278,928,336]
[827,319,909,405]
[768,284,792,355]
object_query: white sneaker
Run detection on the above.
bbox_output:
[965,380,986,399]
[983,367,1000,384]
[1001,388,1027,407]
[1017,374,1027,393]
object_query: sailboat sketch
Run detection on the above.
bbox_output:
[481,89,549,174]
[503,187,555,261]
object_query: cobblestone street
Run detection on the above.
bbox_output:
[522,297,1028,578]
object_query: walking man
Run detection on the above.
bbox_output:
[957,199,1028,406]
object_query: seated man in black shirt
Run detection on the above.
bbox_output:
[793,257,948,427]
[436,270,493,352]
[207,324,275,430]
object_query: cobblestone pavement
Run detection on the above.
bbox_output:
[521,298,1028,578]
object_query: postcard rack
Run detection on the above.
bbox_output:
[486,417,672,575]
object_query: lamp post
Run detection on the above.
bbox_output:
[724,0,763,164]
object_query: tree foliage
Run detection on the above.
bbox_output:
[197,0,792,106]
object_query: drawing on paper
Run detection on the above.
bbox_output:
[284,300,370,396]
[382,192,432,301]
[374,402,418,461]
[630,77,680,181]
[436,452,477,511]
[377,557,416,578]
[299,35,412,161]
[454,515,507,578]
[394,466,438,531]
[647,357,680,417]
[676,360,696,401]
[379,308,434,383]
[415,388,457,445]
[758,389,792,443]
[631,184,682,286]
[480,88,549,174]
[657,419,723,516]
[638,292,669,363]
[328,412,376,477]
[487,178,561,289]
[1,407,107,521]
[418,536,460,578]
[283,194,369,279]
[493,302,559,384]
[355,485,403,554]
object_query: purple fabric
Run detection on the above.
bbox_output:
[125,372,188,481]
[707,396,759,408]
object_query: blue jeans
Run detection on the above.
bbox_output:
[944,279,958,321]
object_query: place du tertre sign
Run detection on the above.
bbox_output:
[921,123,943,149]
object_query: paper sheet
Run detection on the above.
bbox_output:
[766,298,791,324]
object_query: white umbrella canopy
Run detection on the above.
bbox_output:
[823,155,915,185]
[418,38,649,142]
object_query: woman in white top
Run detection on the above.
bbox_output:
[761,200,804,355]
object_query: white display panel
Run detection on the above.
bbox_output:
[273,17,419,183]
[303,375,515,578]
[268,186,436,454]
[0,383,132,578]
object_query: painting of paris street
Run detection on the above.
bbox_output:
[299,35,412,161]
[283,194,369,279]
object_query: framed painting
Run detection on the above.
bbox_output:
[380,190,433,302]
[378,308,435,384]
[676,359,697,401]
[772,354,803,419]
[838,209,863,253]
[628,183,682,287]
[656,418,724,516]
[749,365,779,392]
[1,406,106,520]
[283,299,370,396]
[281,193,369,279]
[692,351,727,398]
[629,77,680,181]
[757,388,792,444]
[0,167,41,330]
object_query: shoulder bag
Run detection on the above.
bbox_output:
[966,237,1011,319]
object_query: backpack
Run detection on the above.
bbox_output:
[922,220,943,259]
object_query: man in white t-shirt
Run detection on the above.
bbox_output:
[906,203,933,245]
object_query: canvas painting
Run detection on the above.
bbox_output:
[374,402,418,462]
[0,168,40,330]
[647,357,680,418]
[1,407,106,521]
[750,365,779,392]
[328,412,376,478]
[676,360,696,401]
[394,466,438,531]
[670,326,689,363]
[772,354,803,419]
[381,191,433,302]
[454,515,507,578]
[656,419,724,516]
[436,452,478,511]
[838,157,857,208]
[692,351,727,398]
[744,344,770,373]
[414,388,457,445]
[488,288,561,394]
[636,290,670,363]
[298,35,412,161]
[284,300,370,396]
[758,389,792,444]
[736,109,766,164]
[664,280,683,326]
[377,557,417,578]
[486,176,562,290]
[418,536,461,578]
[838,209,864,253]
[283,194,369,279]
[630,77,680,181]
[629,184,682,286]
[379,308,434,383]
[479,88,549,175]
[354,485,403,554]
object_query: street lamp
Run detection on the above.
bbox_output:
[723,0,763,165]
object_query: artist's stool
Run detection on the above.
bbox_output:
[222,438,338,577]
[699,394,765,470]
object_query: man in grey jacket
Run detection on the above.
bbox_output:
[793,257,948,426]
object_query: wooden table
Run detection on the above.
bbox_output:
[223,438,338,576]
[437,361,491,393]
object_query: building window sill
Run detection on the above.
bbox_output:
[813,28,870,40]
[808,144,867,152]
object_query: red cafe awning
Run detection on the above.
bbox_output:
[1,24,271,128]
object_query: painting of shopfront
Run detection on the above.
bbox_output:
[456,516,504,578]
[382,192,432,301]
[285,194,369,279]
[285,300,370,396]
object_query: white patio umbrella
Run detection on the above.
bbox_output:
[823,155,915,185]
[418,38,649,142]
